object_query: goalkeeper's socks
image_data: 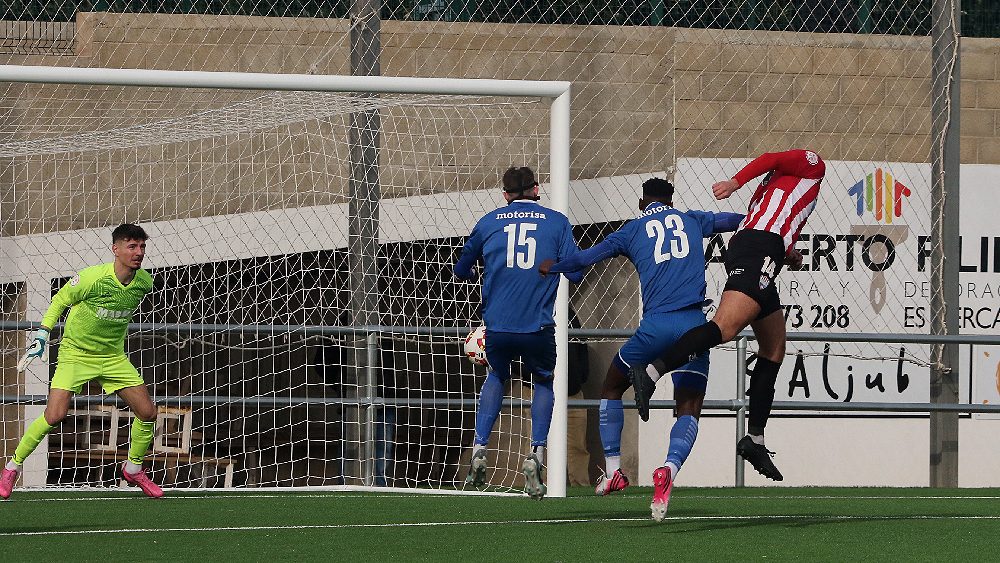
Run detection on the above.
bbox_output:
[750,433,766,446]
[13,415,55,465]
[5,460,20,471]
[473,443,487,456]
[529,377,555,447]
[127,418,155,468]
[124,461,143,474]
[599,399,624,460]
[665,415,699,473]
[474,372,505,446]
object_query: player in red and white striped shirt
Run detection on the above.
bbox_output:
[733,149,824,251]
[643,149,824,481]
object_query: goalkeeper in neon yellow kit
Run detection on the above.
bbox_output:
[1,224,163,499]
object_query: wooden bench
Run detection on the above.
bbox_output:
[66,405,236,488]
[58,449,236,488]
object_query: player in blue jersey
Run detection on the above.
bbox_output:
[454,166,583,499]
[541,177,743,520]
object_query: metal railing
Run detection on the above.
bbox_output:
[4,322,999,487]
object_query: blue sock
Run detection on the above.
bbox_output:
[530,377,554,447]
[665,415,699,471]
[474,372,505,446]
[599,399,624,458]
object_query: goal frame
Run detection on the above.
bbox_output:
[0,64,573,498]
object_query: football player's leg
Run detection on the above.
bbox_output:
[465,338,511,487]
[657,291,758,373]
[116,383,164,497]
[524,328,556,462]
[599,355,629,475]
[523,377,551,500]
[735,306,786,481]
[7,362,80,473]
[665,365,708,478]
[747,307,785,439]
[616,320,665,422]
[14,388,70,462]
[651,354,706,521]
[474,372,505,448]
[518,330,555,499]
[474,331,515,450]
[529,373,554,462]
[105,357,156,471]
[117,383,157,470]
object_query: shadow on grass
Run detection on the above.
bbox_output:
[564,508,919,534]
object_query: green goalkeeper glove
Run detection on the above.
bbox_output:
[17,328,50,371]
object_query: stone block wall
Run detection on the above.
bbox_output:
[2,15,996,233]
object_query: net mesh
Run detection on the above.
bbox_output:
[1,0,968,488]
[0,83,549,490]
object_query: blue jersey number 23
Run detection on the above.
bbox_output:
[645,215,690,263]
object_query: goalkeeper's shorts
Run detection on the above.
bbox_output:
[51,353,144,394]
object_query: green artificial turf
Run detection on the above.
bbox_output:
[2,486,999,561]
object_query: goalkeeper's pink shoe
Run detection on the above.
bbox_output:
[650,466,674,522]
[0,466,20,499]
[594,468,630,496]
[122,463,163,498]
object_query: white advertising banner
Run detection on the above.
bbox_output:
[961,165,1000,418]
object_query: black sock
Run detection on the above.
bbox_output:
[659,321,723,372]
[747,357,781,435]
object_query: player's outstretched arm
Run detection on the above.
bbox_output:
[556,221,586,284]
[712,212,746,233]
[18,271,90,371]
[731,149,824,190]
[542,240,618,276]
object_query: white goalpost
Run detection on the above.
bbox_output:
[0,65,571,497]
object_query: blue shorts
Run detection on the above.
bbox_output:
[616,307,710,393]
[485,327,555,383]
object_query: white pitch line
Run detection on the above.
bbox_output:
[7,493,518,503]
[3,515,1000,537]
[681,495,1000,500]
[7,493,1000,504]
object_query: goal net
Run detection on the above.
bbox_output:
[0,70,569,494]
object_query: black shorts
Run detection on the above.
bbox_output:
[723,229,785,320]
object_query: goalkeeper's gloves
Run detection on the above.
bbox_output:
[17,328,50,371]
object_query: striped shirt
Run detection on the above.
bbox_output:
[734,149,825,252]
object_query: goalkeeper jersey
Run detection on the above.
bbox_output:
[41,263,153,357]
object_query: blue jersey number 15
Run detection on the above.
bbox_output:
[503,223,537,269]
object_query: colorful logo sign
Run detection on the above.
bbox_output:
[848,168,911,224]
